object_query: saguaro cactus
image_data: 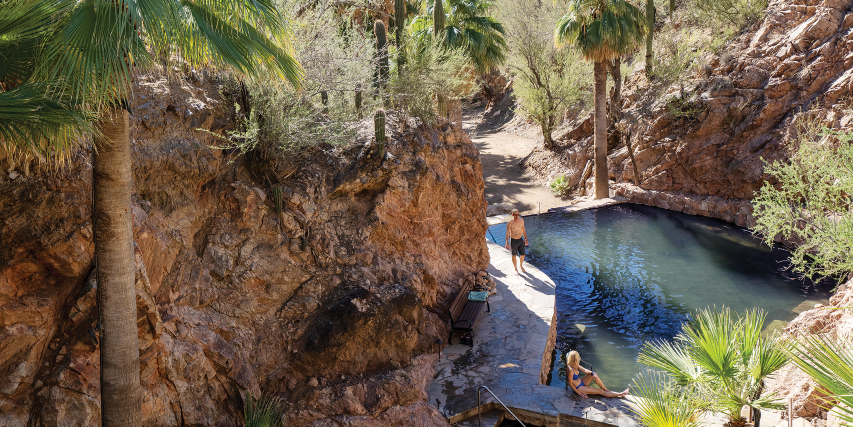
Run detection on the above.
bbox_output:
[375,20,389,89]
[355,83,363,115]
[320,90,328,114]
[374,109,386,160]
[395,0,407,73]
[433,0,444,40]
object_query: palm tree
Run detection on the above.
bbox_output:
[788,331,853,426]
[411,0,507,75]
[629,373,708,427]
[555,0,645,199]
[638,308,789,427]
[29,1,302,425]
[0,0,92,159]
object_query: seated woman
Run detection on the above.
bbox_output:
[565,350,629,399]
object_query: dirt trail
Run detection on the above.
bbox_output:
[464,110,570,216]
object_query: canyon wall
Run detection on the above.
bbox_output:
[523,0,853,227]
[0,72,488,426]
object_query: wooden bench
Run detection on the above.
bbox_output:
[448,281,490,346]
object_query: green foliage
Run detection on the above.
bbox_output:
[214,1,376,154]
[244,394,287,427]
[374,109,386,160]
[411,0,507,75]
[650,27,700,88]
[549,175,572,194]
[752,122,853,282]
[684,0,767,28]
[628,373,707,427]
[272,186,284,214]
[554,0,647,63]
[638,307,788,425]
[788,332,853,426]
[388,38,472,122]
[502,0,591,146]
[0,0,93,162]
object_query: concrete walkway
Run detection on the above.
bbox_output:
[427,241,639,427]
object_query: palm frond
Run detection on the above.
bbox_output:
[628,373,706,427]
[789,332,853,425]
[638,340,703,386]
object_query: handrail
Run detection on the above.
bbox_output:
[478,385,527,427]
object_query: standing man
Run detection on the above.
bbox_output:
[505,208,529,274]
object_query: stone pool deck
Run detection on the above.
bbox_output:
[426,240,639,427]
[486,196,627,227]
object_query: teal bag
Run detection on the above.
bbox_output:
[468,291,489,301]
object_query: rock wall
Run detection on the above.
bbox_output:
[0,71,488,426]
[523,0,853,227]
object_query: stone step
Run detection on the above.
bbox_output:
[453,408,504,427]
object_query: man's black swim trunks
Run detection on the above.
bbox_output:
[510,238,526,256]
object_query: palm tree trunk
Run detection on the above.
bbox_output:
[645,0,654,77]
[94,105,142,427]
[593,61,608,199]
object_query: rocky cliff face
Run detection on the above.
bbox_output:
[523,0,853,227]
[0,71,488,426]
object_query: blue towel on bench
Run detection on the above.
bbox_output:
[468,291,489,301]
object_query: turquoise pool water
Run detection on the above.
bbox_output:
[487,204,832,390]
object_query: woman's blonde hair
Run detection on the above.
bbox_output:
[566,350,580,368]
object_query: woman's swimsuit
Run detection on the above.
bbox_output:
[570,368,589,388]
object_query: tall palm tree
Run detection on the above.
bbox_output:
[411,0,507,75]
[31,2,302,426]
[639,308,789,427]
[555,0,645,199]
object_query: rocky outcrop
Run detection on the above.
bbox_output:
[524,0,853,225]
[0,71,488,426]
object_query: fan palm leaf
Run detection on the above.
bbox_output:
[629,373,707,427]
[0,0,93,160]
[554,0,646,62]
[789,332,853,426]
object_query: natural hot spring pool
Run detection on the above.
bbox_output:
[486,204,832,390]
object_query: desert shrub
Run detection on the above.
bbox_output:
[549,175,571,194]
[650,27,700,87]
[752,115,853,283]
[684,0,767,28]
[388,38,472,122]
[500,0,591,147]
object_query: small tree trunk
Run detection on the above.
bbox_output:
[94,105,142,427]
[669,0,675,18]
[593,61,609,199]
[645,0,654,77]
[607,59,622,123]
[542,119,554,149]
[625,131,641,186]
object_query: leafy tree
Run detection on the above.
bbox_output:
[411,0,507,75]
[502,0,591,148]
[638,308,788,427]
[10,1,301,425]
[555,0,646,199]
[753,124,853,283]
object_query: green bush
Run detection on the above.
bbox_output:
[549,175,571,194]
[244,394,286,427]
[684,0,767,28]
[502,0,591,148]
[752,118,853,283]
